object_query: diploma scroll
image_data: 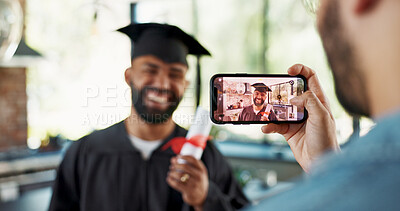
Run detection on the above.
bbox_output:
[179,107,212,162]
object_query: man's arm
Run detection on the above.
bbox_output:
[167,145,249,211]
[262,64,340,172]
[49,141,83,210]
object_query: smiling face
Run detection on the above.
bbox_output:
[125,55,189,124]
[253,90,267,107]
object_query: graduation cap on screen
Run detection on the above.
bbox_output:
[252,83,272,93]
[117,23,211,107]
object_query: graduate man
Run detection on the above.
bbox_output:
[49,23,248,211]
[238,83,278,122]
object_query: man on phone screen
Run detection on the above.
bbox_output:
[238,83,278,121]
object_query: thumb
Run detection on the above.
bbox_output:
[290,91,328,116]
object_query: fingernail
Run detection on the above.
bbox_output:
[177,158,186,164]
[261,125,266,132]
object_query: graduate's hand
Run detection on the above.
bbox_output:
[260,115,269,121]
[167,155,208,210]
[261,64,340,173]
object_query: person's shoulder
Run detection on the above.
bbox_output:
[247,139,400,210]
[88,121,124,139]
[242,105,253,112]
[203,140,219,155]
[72,121,128,152]
[202,141,229,168]
[173,123,188,137]
[246,118,400,210]
[244,105,253,109]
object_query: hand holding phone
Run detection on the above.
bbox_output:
[260,64,340,172]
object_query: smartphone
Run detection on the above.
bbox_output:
[210,74,307,124]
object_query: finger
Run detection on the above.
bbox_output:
[287,64,316,79]
[287,64,322,93]
[290,90,329,117]
[287,64,331,113]
[171,156,189,166]
[261,123,303,141]
[261,123,289,134]
[167,170,197,191]
[175,155,206,171]
[169,164,201,180]
[168,170,189,182]
[170,161,203,179]
[176,155,197,164]
[166,174,186,192]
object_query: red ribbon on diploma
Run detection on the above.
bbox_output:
[259,112,270,117]
[161,135,209,154]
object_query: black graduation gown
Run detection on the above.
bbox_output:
[49,121,248,211]
[238,105,278,122]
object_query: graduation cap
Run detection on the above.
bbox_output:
[117,23,211,66]
[117,23,211,107]
[252,83,272,93]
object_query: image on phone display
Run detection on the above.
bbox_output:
[210,74,307,124]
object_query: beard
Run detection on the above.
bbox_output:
[253,97,265,107]
[130,83,182,124]
[319,0,371,117]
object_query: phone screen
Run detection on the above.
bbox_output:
[210,74,307,124]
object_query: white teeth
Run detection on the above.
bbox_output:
[148,93,168,103]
